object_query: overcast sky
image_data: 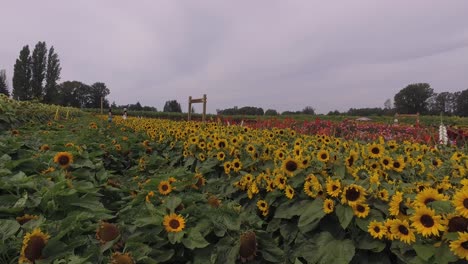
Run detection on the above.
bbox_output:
[1,1,468,114]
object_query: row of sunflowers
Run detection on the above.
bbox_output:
[0,99,467,263]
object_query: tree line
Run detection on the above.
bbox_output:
[0,42,111,108]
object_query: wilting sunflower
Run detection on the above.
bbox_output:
[453,188,468,218]
[192,173,206,189]
[96,222,120,243]
[282,157,299,176]
[111,252,135,264]
[285,185,295,199]
[239,231,257,263]
[352,203,370,218]
[410,206,445,237]
[390,219,416,244]
[341,184,367,205]
[414,187,447,208]
[323,198,335,214]
[368,143,384,159]
[317,149,330,163]
[53,152,73,168]
[19,228,50,264]
[145,191,155,203]
[16,214,39,225]
[39,144,50,152]
[163,213,186,233]
[449,232,468,260]
[326,178,341,197]
[368,220,386,239]
[207,195,221,208]
[158,180,173,195]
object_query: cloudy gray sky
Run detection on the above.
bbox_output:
[1,1,468,114]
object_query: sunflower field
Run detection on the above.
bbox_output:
[1,96,468,264]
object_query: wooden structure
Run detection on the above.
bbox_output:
[188,94,207,122]
[394,113,420,125]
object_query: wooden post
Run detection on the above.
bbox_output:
[202,94,207,122]
[188,96,192,121]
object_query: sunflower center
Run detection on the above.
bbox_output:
[98,224,119,241]
[169,219,180,229]
[448,216,468,232]
[345,187,360,202]
[327,203,332,209]
[234,162,240,168]
[371,147,380,154]
[424,198,435,205]
[373,226,380,233]
[393,162,400,168]
[162,184,169,191]
[357,205,365,213]
[285,161,298,172]
[332,185,338,191]
[24,236,46,261]
[462,241,468,250]
[347,157,354,166]
[219,142,225,148]
[463,198,468,209]
[321,154,328,160]
[113,254,134,264]
[383,159,389,165]
[398,225,409,235]
[420,215,434,228]
[58,155,70,166]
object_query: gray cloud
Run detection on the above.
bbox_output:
[1,0,467,114]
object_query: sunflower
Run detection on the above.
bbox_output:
[352,165,371,180]
[380,156,393,170]
[163,213,186,233]
[39,144,50,151]
[231,158,242,172]
[392,156,405,173]
[323,198,334,214]
[115,144,122,151]
[96,222,120,243]
[385,219,398,240]
[453,188,468,218]
[19,228,50,264]
[388,192,404,216]
[240,231,257,263]
[299,156,310,169]
[145,191,155,203]
[368,143,384,158]
[345,150,358,168]
[325,178,341,197]
[377,189,390,202]
[431,158,443,168]
[284,185,295,199]
[447,215,468,232]
[257,200,269,216]
[282,157,299,176]
[414,187,447,208]
[368,220,386,239]
[16,214,39,225]
[317,149,330,163]
[207,195,221,208]
[111,252,135,264]
[158,180,172,195]
[274,174,287,190]
[352,203,370,218]
[341,184,367,205]
[390,219,416,244]
[53,152,73,168]
[217,151,226,161]
[449,232,468,260]
[223,161,232,174]
[198,153,206,161]
[410,207,445,237]
[216,139,228,149]
[192,173,206,189]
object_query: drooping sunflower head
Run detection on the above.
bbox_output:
[39,144,50,152]
[19,228,50,264]
[207,195,221,208]
[16,214,39,225]
[158,180,172,195]
[110,252,135,264]
[239,231,257,263]
[163,213,186,233]
[192,173,206,190]
[323,198,334,214]
[282,157,299,176]
[447,215,468,233]
[96,222,120,243]
[53,152,74,168]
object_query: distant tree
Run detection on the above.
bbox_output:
[281,111,301,115]
[427,92,455,115]
[31,41,47,100]
[12,45,32,100]
[44,46,62,104]
[302,106,316,115]
[163,100,182,112]
[347,107,384,116]
[58,81,92,107]
[88,82,110,108]
[384,99,392,109]
[0,69,9,96]
[265,109,279,116]
[455,89,468,117]
[327,110,341,116]
[394,83,434,114]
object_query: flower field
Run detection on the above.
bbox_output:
[1,97,468,263]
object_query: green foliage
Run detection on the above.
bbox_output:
[0,69,9,97]
[31,41,48,100]
[163,99,182,113]
[455,89,468,117]
[394,83,434,114]
[44,46,62,104]
[12,45,32,100]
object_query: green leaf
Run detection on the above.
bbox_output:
[301,232,355,264]
[356,234,386,253]
[257,231,285,263]
[335,204,354,229]
[165,196,182,212]
[274,200,308,219]
[433,242,458,264]
[429,200,453,214]
[298,198,325,233]
[0,219,20,240]
[182,229,210,249]
[168,231,184,244]
[152,249,175,262]
[413,243,434,261]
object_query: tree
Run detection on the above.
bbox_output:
[394,83,434,114]
[265,109,279,116]
[44,46,61,104]
[384,99,392,109]
[455,89,468,117]
[163,100,182,112]
[12,45,32,100]
[0,69,9,96]
[58,81,92,107]
[31,41,47,100]
[88,82,110,108]
[427,92,455,115]
[302,106,316,115]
